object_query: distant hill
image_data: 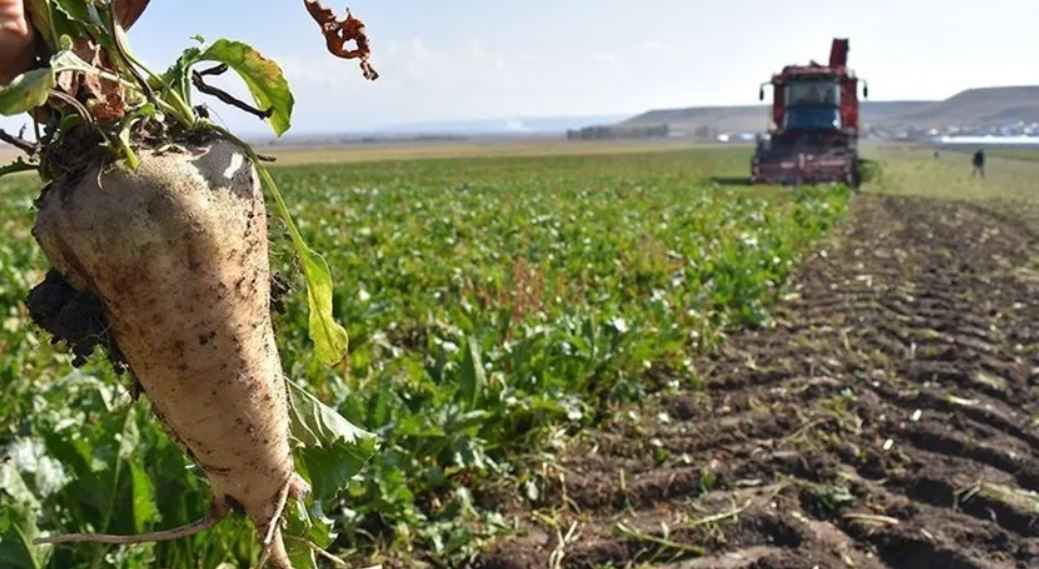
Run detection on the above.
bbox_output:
[623,105,768,134]
[617,86,1039,134]
[620,101,931,133]
[884,86,1039,128]
[378,114,630,136]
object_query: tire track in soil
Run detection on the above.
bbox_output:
[474,195,1039,569]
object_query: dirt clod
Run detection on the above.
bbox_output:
[269,272,292,315]
[27,269,127,372]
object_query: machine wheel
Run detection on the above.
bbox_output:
[847,157,862,189]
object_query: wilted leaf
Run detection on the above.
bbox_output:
[58,39,126,123]
[303,1,379,80]
[0,69,54,116]
[48,48,127,123]
[162,46,202,105]
[49,50,100,75]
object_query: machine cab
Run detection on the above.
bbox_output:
[758,38,865,136]
[783,76,842,131]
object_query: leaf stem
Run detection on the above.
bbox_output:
[192,70,273,120]
[105,2,157,105]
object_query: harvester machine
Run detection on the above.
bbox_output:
[752,39,868,186]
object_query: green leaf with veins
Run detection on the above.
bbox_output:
[53,0,100,27]
[282,500,337,569]
[163,39,294,134]
[299,247,349,366]
[287,380,377,502]
[285,538,316,569]
[201,39,294,135]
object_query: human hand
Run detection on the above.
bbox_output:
[0,0,150,85]
[0,0,33,84]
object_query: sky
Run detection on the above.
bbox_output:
[3,0,1039,135]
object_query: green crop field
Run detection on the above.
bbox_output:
[0,147,851,568]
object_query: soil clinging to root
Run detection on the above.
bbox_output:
[476,194,1039,569]
[28,269,127,371]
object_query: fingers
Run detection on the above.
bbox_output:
[0,0,148,85]
[0,0,29,35]
[0,0,34,84]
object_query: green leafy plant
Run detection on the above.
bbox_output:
[0,1,376,567]
[0,5,856,565]
[0,146,852,567]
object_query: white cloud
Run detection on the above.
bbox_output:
[276,55,349,90]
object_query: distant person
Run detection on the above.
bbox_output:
[972,149,986,178]
[934,150,940,161]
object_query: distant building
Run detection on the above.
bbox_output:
[567,124,670,141]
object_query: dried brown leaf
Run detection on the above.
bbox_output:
[303,1,379,80]
[55,39,126,123]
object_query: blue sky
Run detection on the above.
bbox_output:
[5,0,1039,135]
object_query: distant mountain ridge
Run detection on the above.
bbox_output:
[619,86,1039,133]
[378,114,630,135]
[886,86,1039,128]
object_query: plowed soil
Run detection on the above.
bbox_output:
[475,194,1039,569]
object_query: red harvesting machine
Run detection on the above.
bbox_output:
[751,39,868,186]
